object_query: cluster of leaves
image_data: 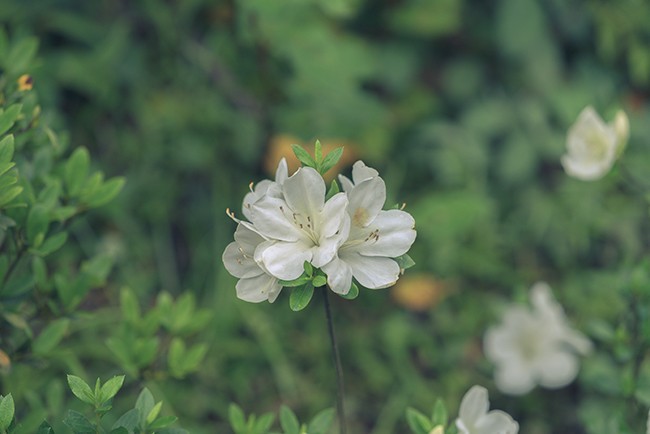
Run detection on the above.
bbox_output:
[0,374,185,434]
[228,404,333,434]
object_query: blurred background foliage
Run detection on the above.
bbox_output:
[1,0,650,433]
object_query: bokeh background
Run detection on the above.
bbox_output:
[2,0,650,432]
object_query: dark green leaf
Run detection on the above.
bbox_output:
[6,37,38,74]
[279,406,300,434]
[33,319,70,355]
[66,375,95,405]
[289,283,314,311]
[85,177,125,207]
[135,388,155,429]
[325,179,340,200]
[64,147,90,197]
[36,421,55,434]
[112,408,140,434]
[31,232,68,257]
[63,410,95,433]
[320,147,344,174]
[291,144,316,169]
[26,204,49,247]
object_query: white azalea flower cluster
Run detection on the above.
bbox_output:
[483,282,592,395]
[561,106,629,181]
[222,145,416,306]
[455,385,518,434]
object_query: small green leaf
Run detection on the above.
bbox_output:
[36,421,55,434]
[31,232,68,257]
[320,147,344,174]
[120,287,141,324]
[0,104,22,136]
[0,393,15,431]
[431,399,447,427]
[289,283,314,311]
[99,375,125,404]
[148,415,177,430]
[340,282,359,300]
[280,406,300,434]
[405,408,432,434]
[0,185,22,207]
[67,375,95,405]
[63,410,95,433]
[85,177,125,207]
[229,404,246,431]
[307,408,335,434]
[303,261,313,277]
[312,275,327,287]
[33,319,70,355]
[136,388,155,427]
[278,274,312,287]
[111,408,140,432]
[0,135,15,165]
[146,402,163,426]
[394,254,415,271]
[27,204,49,246]
[325,179,340,200]
[314,140,323,166]
[64,147,90,197]
[254,412,275,433]
[291,144,316,169]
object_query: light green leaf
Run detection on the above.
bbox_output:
[291,144,316,169]
[254,413,275,433]
[0,135,14,165]
[0,185,22,207]
[340,282,359,300]
[289,283,314,311]
[307,408,335,434]
[405,408,432,434]
[135,387,155,428]
[27,204,49,247]
[85,177,125,208]
[99,375,125,404]
[111,408,140,433]
[146,402,163,426]
[394,254,415,271]
[31,232,68,257]
[0,104,22,136]
[314,140,323,165]
[120,287,141,324]
[64,147,90,197]
[280,405,300,434]
[312,275,327,288]
[33,319,70,355]
[66,375,95,405]
[431,399,447,428]
[229,404,246,432]
[6,37,38,74]
[0,394,14,431]
[320,147,344,174]
[148,415,177,430]
[278,274,312,287]
[325,179,340,200]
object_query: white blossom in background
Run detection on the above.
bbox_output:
[222,224,282,303]
[484,282,592,395]
[248,167,350,281]
[561,106,629,181]
[322,161,416,295]
[455,385,518,434]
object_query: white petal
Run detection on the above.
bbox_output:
[351,160,379,184]
[343,253,400,289]
[283,167,325,217]
[561,154,612,181]
[236,274,282,303]
[319,192,349,238]
[458,385,489,428]
[250,197,301,242]
[475,411,519,434]
[348,177,386,227]
[356,209,416,257]
[535,350,579,389]
[242,180,273,220]
[233,224,265,254]
[322,257,353,295]
[222,241,264,279]
[493,360,536,395]
[312,235,343,268]
[275,157,289,184]
[257,240,312,280]
[338,174,354,193]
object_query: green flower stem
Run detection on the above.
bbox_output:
[322,288,347,434]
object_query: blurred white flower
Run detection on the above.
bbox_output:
[455,385,518,434]
[249,167,350,281]
[484,282,592,395]
[561,106,629,181]
[322,161,416,295]
[222,224,282,303]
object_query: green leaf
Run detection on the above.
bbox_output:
[307,408,335,434]
[340,282,359,300]
[27,204,49,247]
[314,140,323,164]
[31,232,68,257]
[279,406,300,434]
[312,275,327,288]
[146,402,163,426]
[0,394,15,431]
[303,261,313,277]
[66,375,95,405]
[64,147,90,197]
[291,144,316,169]
[135,388,155,427]
[36,421,55,434]
[394,254,415,271]
[0,185,22,207]
[325,179,340,200]
[289,283,314,311]
[0,135,14,165]
[63,410,95,433]
[431,399,447,427]
[99,375,125,404]
[112,408,140,433]
[229,404,246,432]
[33,319,70,355]
[0,104,22,136]
[320,147,344,174]
[254,412,274,434]
[148,415,177,430]
[278,274,312,287]
[6,37,38,74]
[85,177,125,207]
[120,287,141,324]
[405,408,432,434]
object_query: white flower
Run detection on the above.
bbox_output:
[222,224,282,303]
[561,106,629,181]
[242,158,288,221]
[484,282,592,395]
[455,385,518,434]
[248,166,350,281]
[322,161,416,295]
